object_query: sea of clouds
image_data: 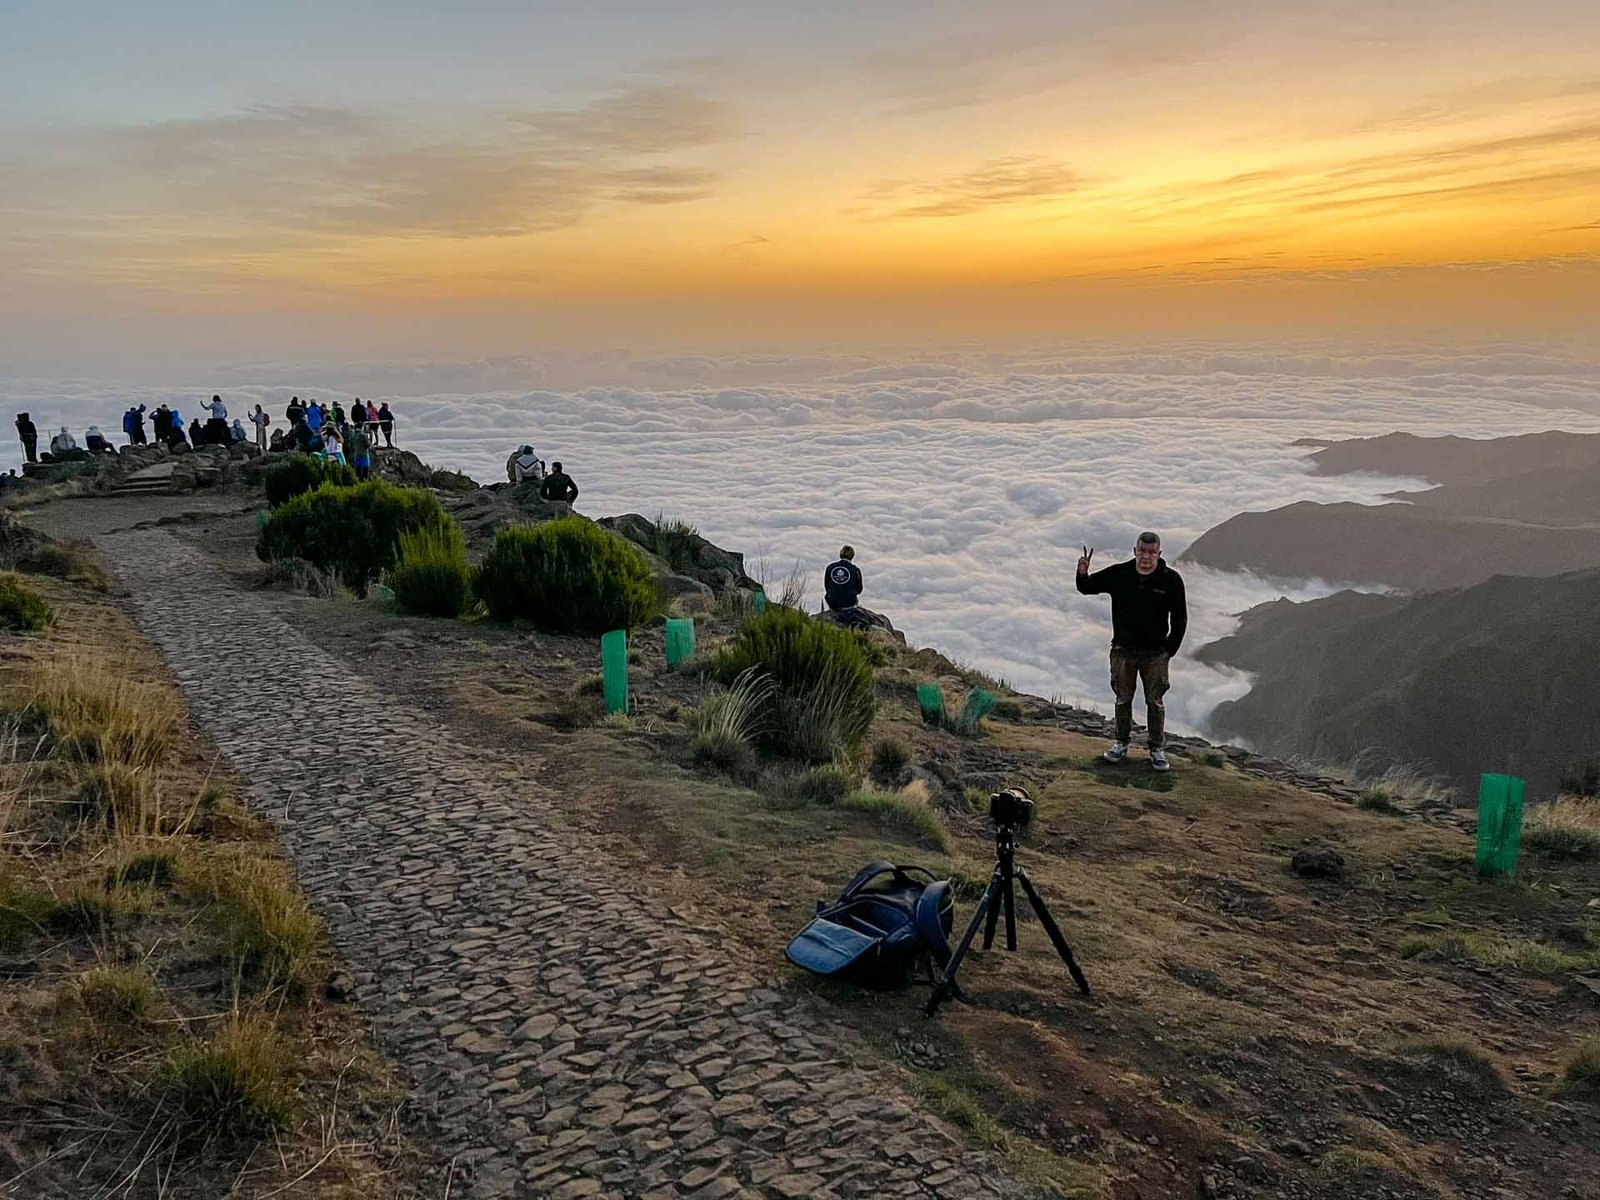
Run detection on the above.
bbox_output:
[8,344,1600,738]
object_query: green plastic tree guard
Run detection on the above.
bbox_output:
[753,589,767,614]
[1475,773,1525,876]
[664,617,695,666]
[917,683,945,725]
[959,688,999,731]
[601,629,628,715]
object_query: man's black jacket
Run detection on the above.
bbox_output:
[539,471,578,503]
[1075,557,1188,656]
[14,416,36,441]
[824,559,863,610]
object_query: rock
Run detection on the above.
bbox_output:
[509,484,581,522]
[1291,848,1346,880]
[814,605,906,644]
[657,574,714,604]
[597,513,756,594]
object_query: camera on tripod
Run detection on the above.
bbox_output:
[988,786,1034,830]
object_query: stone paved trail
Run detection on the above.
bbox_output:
[102,529,1022,1200]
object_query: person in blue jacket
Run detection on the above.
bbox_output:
[824,546,864,612]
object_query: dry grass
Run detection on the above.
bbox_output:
[1398,930,1600,977]
[24,649,177,770]
[840,781,948,851]
[160,1014,296,1140]
[1560,1036,1600,1098]
[1523,796,1600,860]
[189,851,320,995]
[75,964,160,1025]
[20,539,112,592]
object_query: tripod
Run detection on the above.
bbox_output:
[925,823,1091,1017]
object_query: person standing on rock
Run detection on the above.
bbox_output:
[15,413,38,464]
[123,404,148,445]
[1076,531,1188,773]
[377,402,394,447]
[824,546,864,613]
[250,404,271,452]
[348,422,373,481]
[538,461,578,513]
[286,396,305,426]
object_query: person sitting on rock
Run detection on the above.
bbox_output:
[508,444,544,484]
[84,425,114,454]
[188,417,205,447]
[824,545,864,612]
[269,428,287,452]
[50,426,79,456]
[230,417,248,442]
[538,461,578,510]
[289,417,313,452]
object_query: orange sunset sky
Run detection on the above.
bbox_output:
[2,0,1598,373]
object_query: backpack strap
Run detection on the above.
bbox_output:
[835,860,899,901]
[914,881,955,967]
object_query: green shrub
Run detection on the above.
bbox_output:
[712,607,876,760]
[1358,788,1403,815]
[390,521,470,617]
[77,965,159,1024]
[256,480,449,589]
[264,454,357,507]
[0,573,53,632]
[474,518,659,633]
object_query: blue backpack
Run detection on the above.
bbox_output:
[786,860,955,990]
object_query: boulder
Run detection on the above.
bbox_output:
[815,605,906,645]
[1290,848,1346,880]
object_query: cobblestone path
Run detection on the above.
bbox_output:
[102,530,1021,1200]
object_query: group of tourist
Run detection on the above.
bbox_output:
[13,395,398,473]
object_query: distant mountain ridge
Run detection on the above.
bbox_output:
[1197,568,1600,798]
[1182,430,1600,590]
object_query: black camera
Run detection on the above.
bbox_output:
[988,786,1035,829]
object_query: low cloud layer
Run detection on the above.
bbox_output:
[10,355,1598,738]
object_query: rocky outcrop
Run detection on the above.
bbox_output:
[597,513,756,594]
[369,448,477,493]
[815,604,906,644]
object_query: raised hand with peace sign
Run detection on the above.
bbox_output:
[1076,545,1094,574]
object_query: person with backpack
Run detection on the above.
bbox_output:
[508,444,544,484]
[824,545,864,612]
[1076,531,1188,773]
[250,404,271,452]
[14,413,37,465]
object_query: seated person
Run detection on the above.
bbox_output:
[84,425,113,453]
[538,461,578,507]
[509,444,544,483]
[50,426,79,456]
[230,417,248,442]
[322,428,347,465]
[187,418,204,446]
[824,545,864,612]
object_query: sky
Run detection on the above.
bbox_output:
[3,0,1600,375]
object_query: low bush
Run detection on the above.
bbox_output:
[0,572,53,632]
[161,1016,294,1139]
[690,668,776,775]
[1561,1036,1600,1098]
[77,965,159,1024]
[474,518,659,633]
[1523,797,1600,860]
[841,786,948,851]
[390,520,470,617]
[263,453,356,507]
[712,607,876,760]
[20,540,111,591]
[1358,788,1403,815]
[257,480,450,589]
[0,875,53,950]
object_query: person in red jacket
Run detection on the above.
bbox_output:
[1076,531,1188,772]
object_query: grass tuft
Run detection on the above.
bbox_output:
[72,762,164,833]
[77,964,160,1024]
[160,1016,295,1140]
[1399,930,1599,977]
[649,513,700,573]
[1395,1037,1507,1099]
[27,651,177,770]
[869,737,911,786]
[1560,1036,1600,1098]
[1358,788,1403,815]
[191,853,320,994]
[690,667,776,775]
[0,572,54,632]
[106,849,180,890]
[1523,797,1600,860]
[840,786,948,851]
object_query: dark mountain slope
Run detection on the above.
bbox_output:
[1198,568,1600,797]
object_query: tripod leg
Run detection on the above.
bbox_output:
[1015,866,1092,996]
[982,874,1003,950]
[1002,859,1017,952]
[926,869,1002,1017]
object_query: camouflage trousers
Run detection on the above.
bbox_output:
[1110,647,1171,749]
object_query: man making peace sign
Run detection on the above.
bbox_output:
[1076,531,1188,772]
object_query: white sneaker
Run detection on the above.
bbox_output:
[1103,742,1127,763]
[1150,748,1170,772]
